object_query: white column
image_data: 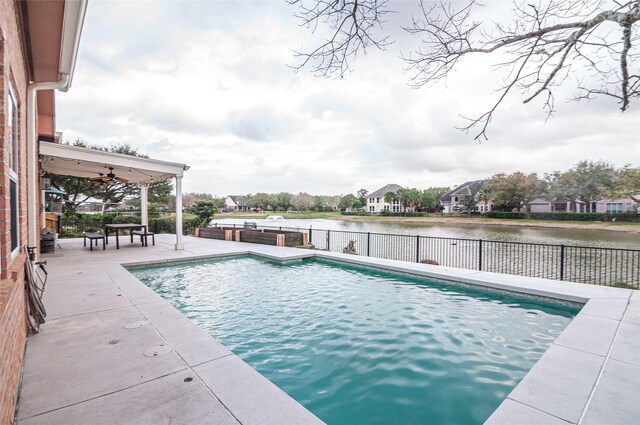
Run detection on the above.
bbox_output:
[140,184,149,228]
[174,175,184,249]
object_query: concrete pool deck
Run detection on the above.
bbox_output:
[16,235,639,424]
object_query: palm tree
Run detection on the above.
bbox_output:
[477,189,491,213]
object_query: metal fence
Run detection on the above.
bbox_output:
[213,223,640,288]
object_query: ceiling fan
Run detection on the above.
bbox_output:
[90,167,129,185]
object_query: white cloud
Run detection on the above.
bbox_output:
[57,0,640,197]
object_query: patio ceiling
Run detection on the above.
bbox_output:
[39,141,189,184]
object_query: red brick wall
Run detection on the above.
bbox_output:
[1,0,32,423]
[0,254,27,425]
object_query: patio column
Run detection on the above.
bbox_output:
[175,175,184,250]
[140,184,149,228]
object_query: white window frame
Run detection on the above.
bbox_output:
[8,83,20,258]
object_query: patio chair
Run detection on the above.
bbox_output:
[131,230,155,247]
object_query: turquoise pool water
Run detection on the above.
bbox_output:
[132,257,579,425]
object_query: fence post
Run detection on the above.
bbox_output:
[416,235,420,263]
[309,227,313,244]
[560,244,565,281]
[478,239,483,271]
[326,230,330,251]
[367,232,371,257]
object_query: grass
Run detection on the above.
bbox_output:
[218,211,342,219]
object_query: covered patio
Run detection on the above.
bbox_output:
[38,141,190,250]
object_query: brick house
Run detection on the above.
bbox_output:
[366,183,404,213]
[0,1,86,423]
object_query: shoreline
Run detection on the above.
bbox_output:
[218,213,640,234]
[330,215,640,234]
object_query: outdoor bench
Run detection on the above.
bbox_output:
[83,231,105,251]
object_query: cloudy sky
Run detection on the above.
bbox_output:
[57,0,640,196]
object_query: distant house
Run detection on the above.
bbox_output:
[366,184,405,213]
[225,195,249,212]
[528,197,637,213]
[440,180,490,213]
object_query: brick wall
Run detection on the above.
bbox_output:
[1,0,32,423]
[0,254,27,425]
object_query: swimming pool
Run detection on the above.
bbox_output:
[132,257,580,425]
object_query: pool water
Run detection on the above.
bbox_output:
[132,257,579,425]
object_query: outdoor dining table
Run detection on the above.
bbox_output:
[104,223,148,249]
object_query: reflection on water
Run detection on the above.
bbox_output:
[211,218,640,249]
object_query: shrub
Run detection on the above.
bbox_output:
[486,211,525,219]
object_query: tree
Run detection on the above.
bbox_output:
[486,172,545,212]
[383,191,396,204]
[352,199,363,209]
[189,200,217,226]
[273,192,293,211]
[611,166,640,203]
[247,192,274,211]
[290,0,640,140]
[419,189,440,212]
[338,193,357,210]
[476,189,491,212]
[457,193,478,216]
[546,160,617,212]
[291,192,315,211]
[356,188,369,206]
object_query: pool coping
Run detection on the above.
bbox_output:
[121,247,638,424]
[19,237,638,424]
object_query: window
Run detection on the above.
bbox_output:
[383,205,389,211]
[369,205,375,212]
[606,203,623,213]
[8,84,19,254]
[376,197,380,203]
[454,196,458,202]
[369,197,374,203]
[392,199,400,212]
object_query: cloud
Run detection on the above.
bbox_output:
[56,0,640,197]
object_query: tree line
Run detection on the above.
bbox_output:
[474,161,639,213]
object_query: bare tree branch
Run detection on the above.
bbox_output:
[290,0,640,139]
[288,0,393,77]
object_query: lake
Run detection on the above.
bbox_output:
[210,218,640,250]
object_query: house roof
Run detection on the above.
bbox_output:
[227,195,247,205]
[369,184,404,198]
[440,180,485,202]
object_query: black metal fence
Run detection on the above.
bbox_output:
[212,223,640,288]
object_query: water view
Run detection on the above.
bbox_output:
[211,218,640,249]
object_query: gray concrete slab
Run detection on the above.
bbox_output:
[609,321,640,366]
[507,344,604,423]
[18,370,240,425]
[623,290,640,325]
[552,313,618,356]
[43,278,132,319]
[18,306,187,419]
[484,399,571,425]
[580,359,640,425]
[136,301,232,366]
[578,297,629,321]
[195,355,325,425]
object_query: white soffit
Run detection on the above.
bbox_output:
[39,141,189,184]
